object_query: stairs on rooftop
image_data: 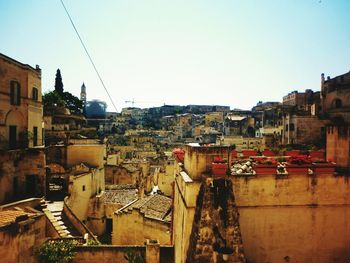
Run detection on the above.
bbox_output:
[41,200,80,238]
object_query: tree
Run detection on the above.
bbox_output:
[35,239,76,263]
[43,90,83,114]
[54,69,64,94]
[43,90,65,108]
[62,91,83,113]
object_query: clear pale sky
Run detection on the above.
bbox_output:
[1,0,349,111]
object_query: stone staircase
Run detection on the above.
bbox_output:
[187,178,246,263]
[41,200,79,238]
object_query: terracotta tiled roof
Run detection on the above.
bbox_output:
[103,189,138,206]
[0,210,35,227]
[119,194,172,223]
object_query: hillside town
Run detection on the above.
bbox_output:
[1,51,350,263]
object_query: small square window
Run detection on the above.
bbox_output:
[82,185,86,191]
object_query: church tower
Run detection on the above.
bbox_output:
[80,83,87,114]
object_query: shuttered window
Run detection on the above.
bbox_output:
[32,87,38,101]
[10,81,21,105]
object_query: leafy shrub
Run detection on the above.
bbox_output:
[36,239,77,263]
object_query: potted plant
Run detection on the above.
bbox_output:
[309,150,325,161]
[286,155,311,175]
[253,157,277,174]
[212,157,228,176]
[242,149,257,157]
[262,149,276,157]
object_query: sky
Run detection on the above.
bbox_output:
[1,0,350,111]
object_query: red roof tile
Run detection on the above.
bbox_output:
[0,210,34,227]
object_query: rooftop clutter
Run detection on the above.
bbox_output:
[211,149,336,176]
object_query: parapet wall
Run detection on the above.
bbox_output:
[183,145,232,179]
[232,173,350,263]
[73,244,173,263]
[232,173,350,207]
[63,197,97,241]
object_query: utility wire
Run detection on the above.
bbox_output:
[60,0,118,112]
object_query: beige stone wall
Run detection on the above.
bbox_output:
[157,161,175,197]
[173,170,201,263]
[73,246,145,263]
[113,210,171,246]
[63,197,98,239]
[219,136,264,150]
[232,173,350,263]
[67,173,93,221]
[326,125,350,168]
[0,149,46,204]
[105,165,138,185]
[0,214,46,263]
[67,168,105,222]
[0,54,43,149]
[67,144,105,169]
[73,245,173,263]
[205,111,224,125]
[283,115,326,145]
[107,153,120,165]
[184,145,232,179]
[240,206,350,263]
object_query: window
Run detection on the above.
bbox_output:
[10,81,21,105]
[82,185,86,191]
[286,124,289,131]
[9,125,17,149]
[335,99,342,109]
[290,123,295,131]
[32,87,38,101]
[33,126,38,147]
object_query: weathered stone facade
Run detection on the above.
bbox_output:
[0,199,47,263]
[0,148,46,204]
[282,114,326,145]
[0,53,43,150]
[187,179,245,263]
[326,125,350,168]
[113,194,172,246]
[232,172,350,263]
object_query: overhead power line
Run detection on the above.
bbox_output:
[59,0,118,112]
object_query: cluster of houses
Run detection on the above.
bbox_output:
[1,52,350,263]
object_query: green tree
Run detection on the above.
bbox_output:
[62,91,83,113]
[54,69,64,94]
[43,90,83,114]
[35,239,76,263]
[43,90,65,108]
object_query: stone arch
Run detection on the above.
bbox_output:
[5,109,25,127]
[4,110,26,149]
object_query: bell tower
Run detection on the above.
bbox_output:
[80,83,87,113]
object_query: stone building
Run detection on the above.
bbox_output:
[44,106,88,145]
[224,115,255,137]
[321,71,350,168]
[0,198,49,263]
[0,53,46,204]
[0,53,43,149]
[113,194,172,245]
[282,110,327,145]
[283,89,320,112]
[281,88,326,146]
